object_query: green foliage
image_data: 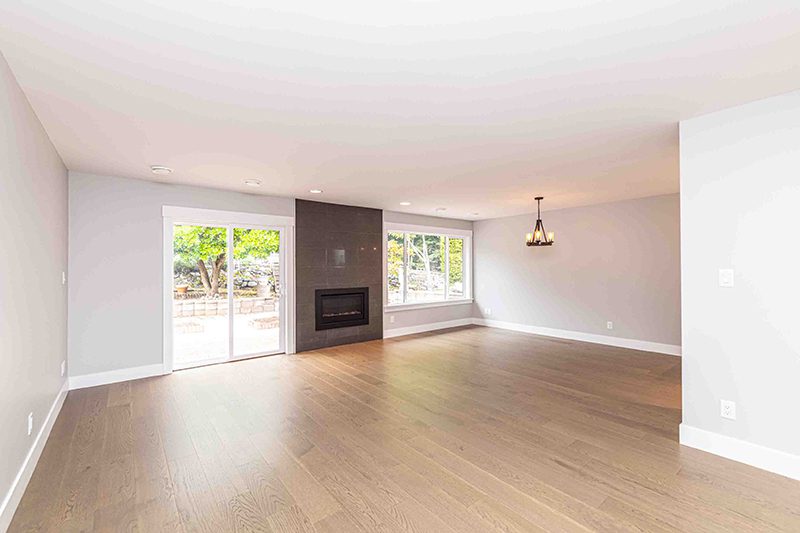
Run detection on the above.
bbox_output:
[387,232,464,301]
[173,225,227,264]
[233,227,279,258]
[173,226,280,293]
[407,233,444,272]
[387,232,404,293]
[448,237,463,286]
[173,226,227,291]
[173,226,279,264]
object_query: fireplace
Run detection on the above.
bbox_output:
[315,287,369,330]
[296,200,382,351]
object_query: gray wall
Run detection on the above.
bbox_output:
[295,200,383,351]
[680,91,800,457]
[383,211,473,232]
[68,172,293,377]
[473,194,681,346]
[0,52,68,526]
[382,211,474,332]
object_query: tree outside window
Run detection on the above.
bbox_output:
[173,225,279,298]
[387,230,468,305]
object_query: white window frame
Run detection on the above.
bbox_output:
[162,206,296,373]
[383,222,473,311]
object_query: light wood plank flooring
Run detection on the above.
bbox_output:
[10,326,800,532]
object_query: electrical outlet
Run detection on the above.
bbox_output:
[606,321,613,330]
[61,360,66,377]
[718,268,734,288]
[720,400,736,420]
[389,315,395,324]
[485,307,492,316]
[27,412,34,436]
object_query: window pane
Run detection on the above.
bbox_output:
[172,224,229,368]
[387,232,405,304]
[232,228,281,356]
[448,237,464,299]
[406,233,445,303]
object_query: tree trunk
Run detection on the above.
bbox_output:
[197,259,212,296]
[198,254,226,297]
[421,238,432,288]
[408,238,436,295]
[210,254,225,297]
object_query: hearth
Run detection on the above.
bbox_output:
[315,287,369,330]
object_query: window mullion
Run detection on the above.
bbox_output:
[444,236,450,300]
[402,233,408,304]
[227,225,234,358]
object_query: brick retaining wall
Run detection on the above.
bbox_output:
[173,297,275,317]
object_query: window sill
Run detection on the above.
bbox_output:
[384,299,474,312]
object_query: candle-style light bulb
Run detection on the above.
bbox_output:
[547,231,555,242]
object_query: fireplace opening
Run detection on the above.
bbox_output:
[315,287,369,330]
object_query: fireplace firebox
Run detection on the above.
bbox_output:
[315,287,369,330]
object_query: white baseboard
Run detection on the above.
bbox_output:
[383,318,474,339]
[680,424,800,481]
[68,363,166,390]
[384,317,682,356]
[0,380,69,532]
[474,318,681,356]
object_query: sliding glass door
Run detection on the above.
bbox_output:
[171,223,284,369]
[232,227,282,357]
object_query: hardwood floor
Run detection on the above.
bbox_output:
[10,325,800,532]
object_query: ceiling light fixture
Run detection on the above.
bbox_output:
[244,179,262,187]
[526,196,555,246]
[150,165,173,175]
[309,189,323,194]
[399,201,412,206]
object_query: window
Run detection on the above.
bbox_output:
[387,232,405,304]
[448,236,464,299]
[386,225,471,306]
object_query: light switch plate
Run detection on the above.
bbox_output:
[718,269,735,288]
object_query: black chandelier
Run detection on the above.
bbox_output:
[525,196,554,247]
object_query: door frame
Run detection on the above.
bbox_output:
[162,206,295,373]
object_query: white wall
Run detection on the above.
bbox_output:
[473,195,681,350]
[0,52,68,529]
[680,91,800,478]
[68,172,294,378]
[383,211,474,335]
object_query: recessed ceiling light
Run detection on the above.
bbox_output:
[244,179,262,187]
[471,212,480,216]
[309,189,323,194]
[435,207,447,213]
[399,201,412,206]
[150,165,173,175]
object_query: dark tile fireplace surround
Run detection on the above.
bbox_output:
[295,200,383,351]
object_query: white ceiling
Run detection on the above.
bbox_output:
[2,1,800,219]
